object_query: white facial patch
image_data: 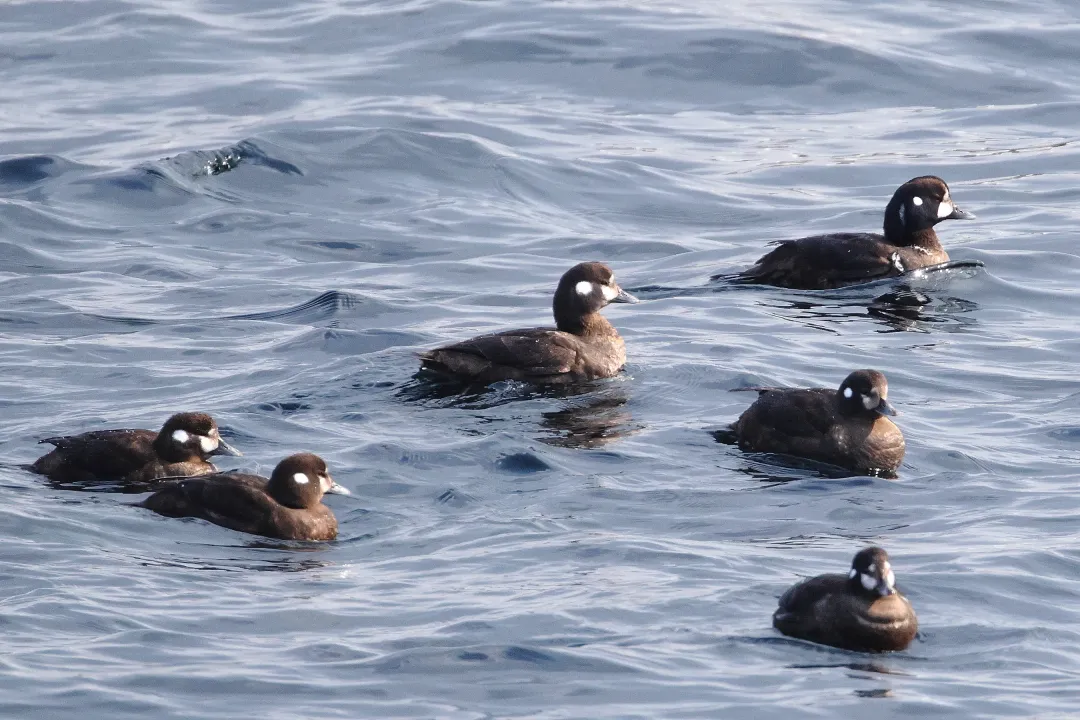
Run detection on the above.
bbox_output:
[843,387,853,399]
[912,196,923,207]
[171,429,190,444]
[293,472,310,485]
[848,568,857,579]
[319,475,332,492]
[885,569,896,589]
[198,435,218,454]
[575,280,594,297]
[862,394,878,411]
[601,284,620,302]
[937,199,954,218]
[860,572,878,592]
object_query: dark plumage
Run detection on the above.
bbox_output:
[419,261,638,385]
[733,369,904,475]
[30,412,242,484]
[738,176,975,289]
[139,452,350,541]
[773,547,918,652]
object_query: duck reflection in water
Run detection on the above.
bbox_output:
[539,388,641,449]
[757,281,979,335]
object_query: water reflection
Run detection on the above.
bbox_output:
[758,284,979,334]
[538,389,642,449]
[633,261,983,334]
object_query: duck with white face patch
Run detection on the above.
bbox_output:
[773,546,918,652]
[419,261,639,386]
[734,175,976,289]
[29,411,242,485]
[730,369,904,476]
[140,452,349,541]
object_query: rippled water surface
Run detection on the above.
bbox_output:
[3,1,1080,717]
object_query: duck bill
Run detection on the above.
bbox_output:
[876,398,899,417]
[324,478,351,496]
[876,580,896,596]
[945,206,975,220]
[211,439,243,457]
[609,287,639,304]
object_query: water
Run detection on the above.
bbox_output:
[2,0,1080,717]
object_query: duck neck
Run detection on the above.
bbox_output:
[883,215,943,250]
[153,433,191,463]
[556,312,616,337]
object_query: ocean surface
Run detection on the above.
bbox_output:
[3,0,1080,717]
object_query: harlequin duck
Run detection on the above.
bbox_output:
[773,546,918,652]
[419,261,638,385]
[139,452,349,541]
[732,369,904,475]
[737,176,975,289]
[30,412,241,484]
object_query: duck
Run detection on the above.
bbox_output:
[773,546,918,652]
[736,176,975,289]
[30,411,241,484]
[732,369,904,475]
[419,261,638,385]
[139,452,349,541]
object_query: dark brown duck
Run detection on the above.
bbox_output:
[30,412,241,484]
[419,261,638,385]
[140,452,349,541]
[738,176,975,289]
[733,369,904,475]
[773,546,918,652]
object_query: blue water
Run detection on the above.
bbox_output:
[3,1,1080,717]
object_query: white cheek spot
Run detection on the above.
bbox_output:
[885,569,896,589]
[293,472,310,485]
[862,394,878,411]
[171,429,190,444]
[848,568,857,579]
[843,387,853,399]
[575,280,594,297]
[867,563,877,573]
[937,200,954,218]
[860,573,877,592]
[601,285,619,302]
[198,435,217,454]
[912,196,923,207]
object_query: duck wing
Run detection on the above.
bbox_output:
[422,327,579,377]
[141,473,275,534]
[740,233,899,289]
[36,429,157,479]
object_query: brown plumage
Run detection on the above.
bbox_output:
[773,547,918,652]
[419,261,638,385]
[30,412,241,484]
[733,369,905,475]
[737,176,975,289]
[140,452,350,541]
